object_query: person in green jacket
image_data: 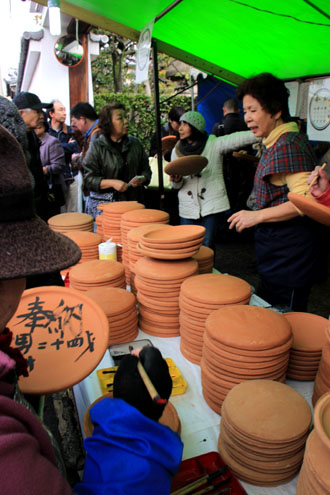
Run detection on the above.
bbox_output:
[83,102,152,218]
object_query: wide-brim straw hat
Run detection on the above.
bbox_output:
[0,124,81,279]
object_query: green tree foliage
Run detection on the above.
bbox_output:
[94,93,190,153]
[91,30,136,94]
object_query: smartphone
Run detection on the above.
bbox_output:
[130,175,145,181]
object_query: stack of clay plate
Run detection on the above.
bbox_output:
[312,325,330,406]
[201,305,293,413]
[192,246,214,273]
[48,212,93,233]
[283,312,328,381]
[179,273,251,364]
[98,202,145,262]
[138,225,205,260]
[135,256,198,337]
[127,224,172,293]
[95,214,104,240]
[85,287,138,345]
[70,259,126,292]
[297,392,330,494]
[63,231,102,263]
[218,380,312,487]
[120,209,170,286]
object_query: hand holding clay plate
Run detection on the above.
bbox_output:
[161,135,177,155]
[164,155,208,176]
[288,192,330,226]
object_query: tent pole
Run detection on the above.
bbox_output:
[151,38,165,211]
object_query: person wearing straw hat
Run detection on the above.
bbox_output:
[0,124,81,493]
[75,346,183,495]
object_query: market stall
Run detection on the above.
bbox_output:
[73,292,314,495]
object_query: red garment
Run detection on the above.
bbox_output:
[0,345,72,494]
[311,185,330,207]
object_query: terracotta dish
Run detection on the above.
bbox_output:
[161,135,178,155]
[164,155,208,176]
[288,192,330,227]
[8,286,109,394]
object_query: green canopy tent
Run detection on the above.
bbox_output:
[37,0,330,84]
[36,0,330,205]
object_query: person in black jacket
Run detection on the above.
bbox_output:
[212,98,247,137]
[212,98,256,214]
[149,106,186,160]
[83,102,151,218]
[13,91,53,221]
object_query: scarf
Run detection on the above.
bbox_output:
[263,122,299,148]
[176,131,209,157]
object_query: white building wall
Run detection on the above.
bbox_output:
[22,30,71,122]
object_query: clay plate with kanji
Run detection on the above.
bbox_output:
[8,286,109,394]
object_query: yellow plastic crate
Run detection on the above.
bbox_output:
[97,358,187,396]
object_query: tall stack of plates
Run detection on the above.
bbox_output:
[138,225,205,260]
[127,224,172,293]
[202,306,293,413]
[98,202,145,262]
[95,214,104,240]
[63,231,102,263]
[135,257,198,337]
[70,260,126,292]
[85,287,138,345]
[192,246,214,273]
[283,312,328,381]
[121,209,170,286]
[297,392,330,494]
[179,273,251,364]
[48,212,93,233]
[218,380,312,487]
[312,326,330,406]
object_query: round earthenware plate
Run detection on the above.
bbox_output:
[9,286,109,394]
[164,155,208,176]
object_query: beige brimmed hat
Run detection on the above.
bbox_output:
[0,124,81,279]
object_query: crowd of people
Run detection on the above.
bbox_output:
[0,71,330,493]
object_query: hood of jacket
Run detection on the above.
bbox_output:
[75,397,183,495]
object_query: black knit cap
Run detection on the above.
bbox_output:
[113,346,172,421]
[0,124,81,280]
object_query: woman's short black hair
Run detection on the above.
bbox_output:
[99,102,126,136]
[168,106,187,123]
[236,73,291,122]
